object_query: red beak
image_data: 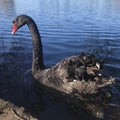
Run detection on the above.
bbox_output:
[12,23,17,35]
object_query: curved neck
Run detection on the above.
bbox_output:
[26,17,45,73]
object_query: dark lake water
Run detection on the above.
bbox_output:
[0,0,120,120]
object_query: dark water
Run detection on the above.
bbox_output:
[0,0,120,120]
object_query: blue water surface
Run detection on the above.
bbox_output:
[0,0,120,120]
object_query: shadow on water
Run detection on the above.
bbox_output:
[0,40,45,118]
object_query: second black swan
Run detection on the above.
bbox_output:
[12,15,115,103]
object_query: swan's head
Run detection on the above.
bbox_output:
[12,15,28,35]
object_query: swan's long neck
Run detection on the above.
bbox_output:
[26,18,45,73]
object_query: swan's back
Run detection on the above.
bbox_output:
[34,53,115,97]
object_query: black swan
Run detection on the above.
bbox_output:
[12,15,115,103]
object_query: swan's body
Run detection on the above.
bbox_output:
[12,15,115,103]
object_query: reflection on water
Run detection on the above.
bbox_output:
[0,0,120,120]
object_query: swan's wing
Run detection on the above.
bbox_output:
[52,53,102,82]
